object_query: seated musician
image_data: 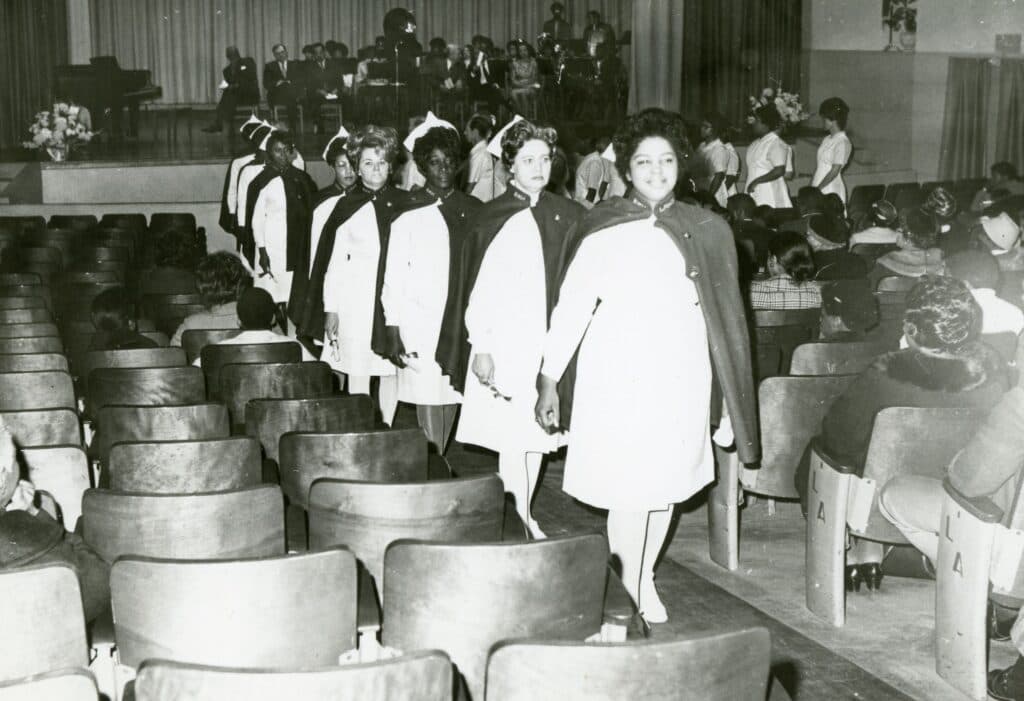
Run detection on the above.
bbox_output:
[796,276,1008,592]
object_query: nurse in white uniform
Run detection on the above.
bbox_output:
[744,104,792,209]
[811,97,852,206]
[697,112,731,207]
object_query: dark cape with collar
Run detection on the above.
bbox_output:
[292,184,412,337]
[218,151,255,237]
[554,195,761,465]
[287,183,355,320]
[242,163,317,270]
[441,187,585,394]
[369,187,483,375]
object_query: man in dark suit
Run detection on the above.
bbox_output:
[204,46,260,133]
[263,43,302,132]
[543,3,573,40]
[304,42,340,134]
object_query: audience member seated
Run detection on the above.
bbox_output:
[508,40,540,115]
[192,288,313,367]
[923,186,970,256]
[780,186,825,237]
[89,287,159,351]
[264,43,303,132]
[422,37,465,100]
[945,250,1024,336]
[304,42,342,134]
[170,251,252,346]
[849,199,900,247]
[355,36,389,86]
[811,214,868,280]
[573,127,614,210]
[819,279,879,341]
[143,227,204,295]
[727,193,773,279]
[975,211,1024,273]
[869,208,944,286]
[824,193,851,238]
[202,46,260,134]
[749,231,821,310]
[0,422,109,622]
[797,276,1009,589]
[971,161,1024,213]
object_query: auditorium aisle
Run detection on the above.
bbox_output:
[434,415,1011,701]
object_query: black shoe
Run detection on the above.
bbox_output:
[991,602,1017,641]
[845,564,862,592]
[858,563,883,591]
[201,124,222,133]
[989,659,1024,701]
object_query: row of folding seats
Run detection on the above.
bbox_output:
[847,178,988,221]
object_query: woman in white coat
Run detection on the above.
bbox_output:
[744,104,792,209]
[536,109,757,623]
[455,119,584,537]
[811,97,852,206]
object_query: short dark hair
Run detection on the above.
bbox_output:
[236,288,277,330]
[753,104,781,131]
[610,108,689,181]
[325,137,349,166]
[904,275,981,352]
[154,228,205,270]
[769,231,816,283]
[796,186,825,214]
[266,129,295,152]
[945,250,1001,290]
[551,2,565,13]
[821,279,878,332]
[301,44,313,54]
[195,252,252,308]
[311,42,325,52]
[992,161,1018,179]
[272,43,286,54]
[91,286,136,332]
[702,112,729,139]
[500,119,558,169]
[429,37,447,53]
[818,97,850,129]
[346,124,399,168]
[466,113,495,139]
[727,193,757,220]
[413,126,462,174]
[901,208,938,249]
[334,42,349,57]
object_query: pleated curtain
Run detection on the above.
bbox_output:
[995,59,1024,176]
[88,0,631,105]
[938,58,995,180]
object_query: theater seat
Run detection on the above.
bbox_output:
[106,436,261,493]
[0,669,98,701]
[200,342,303,400]
[219,361,334,430]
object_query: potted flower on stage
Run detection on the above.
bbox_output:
[22,103,95,162]
[883,0,918,52]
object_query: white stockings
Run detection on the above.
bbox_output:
[607,507,673,623]
[498,450,545,538]
[347,375,399,427]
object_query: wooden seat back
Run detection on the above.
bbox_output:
[309,474,505,584]
[78,347,186,396]
[49,214,97,231]
[0,336,62,354]
[0,273,41,286]
[21,446,90,530]
[281,428,428,507]
[876,275,917,293]
[220,361,334,428]
[200,342,302,400]
[382,534,609,701]
[743,375,855,499]
[0,322,59,338]
[0,352,68,373]
[0,307,50,324]
[856,407,987,542]
[107,437,262,493]
[486,627,772,701]
[789,341,887,376]
[150,213,197,232]
[847,184,885,220]
[245,395,375,463]
[181,328,239,363]
[0,408,80,447]
[111,549,357,669]
[0,296,46,310]
[0,371,75,410]
[87,366,205,416]
[51,282,120,320]
[0,564,87,681]
[0,669,98,700]
[92,402,229,467]
[753,308,820,378]
[52,270,121,286]
[82,484,285,562]
[134,652,451,701]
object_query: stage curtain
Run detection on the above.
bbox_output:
[0,0,69,150]
[680,0,802,125]
[628,0,684,113]
[995,59,1024,173]
[938,58,995,180]
[89,0,631,106]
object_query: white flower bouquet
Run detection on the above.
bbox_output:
[747,87,809,127]
[22,103,94,161]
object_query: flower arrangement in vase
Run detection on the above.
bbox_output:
[22,103,94,162]
[883,0,917,52]
[747,86,809,129]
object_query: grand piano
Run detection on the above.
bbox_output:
[54,56,162,140]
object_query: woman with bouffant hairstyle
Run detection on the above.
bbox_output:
[451,118,584,537]
[296,124,407,421]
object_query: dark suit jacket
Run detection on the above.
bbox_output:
[304,59,339,95]
[263,60,300,102]
[224,57,259,102]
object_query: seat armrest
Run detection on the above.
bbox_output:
[356,565,381,636]
[810,438,856,475]
[944,477,1004,523]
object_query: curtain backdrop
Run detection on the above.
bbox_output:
[0,0,69,150]
[89,0,631,105]
[680,0,802,125]
[938,58,996,180]
[628,0,684,113]
[996,59,1024,175]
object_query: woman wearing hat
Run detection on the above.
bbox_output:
[744,104,792,209]
[848,199,901,247]
[812,97,852,206]
[798,275,1007,591]
[453,119,584,537]
[535,109,758,622]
